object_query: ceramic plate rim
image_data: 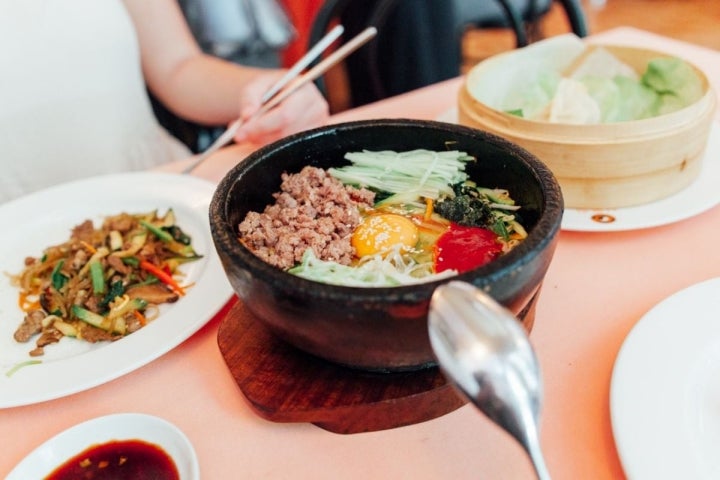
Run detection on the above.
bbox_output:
[0,172,232,408]
[437,108,720,232]
[6,412,200,479]
[610,277,720,479]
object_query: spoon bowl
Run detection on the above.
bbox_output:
[428,280,550,480]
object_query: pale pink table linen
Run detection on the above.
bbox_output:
[2,27,719,479]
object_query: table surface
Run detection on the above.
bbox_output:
[2,27,719,479]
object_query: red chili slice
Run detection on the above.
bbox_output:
[434,224,503,274]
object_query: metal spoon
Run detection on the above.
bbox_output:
[428,281,551,480]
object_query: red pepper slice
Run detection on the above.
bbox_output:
[434,224,503,274]
[139,260,185,296]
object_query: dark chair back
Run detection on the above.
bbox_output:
[308,0,462,108]
[308,0,588,109]
[458,0,588,47]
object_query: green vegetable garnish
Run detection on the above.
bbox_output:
[89,260,105,295]
[51,260,68,291]
[435,191,494,227]
[329,149,474,204]
[140,220,174,242]
[162,225,192,245]
[434,182,521,241]
[5,360,42,377]
[99,281,125,311]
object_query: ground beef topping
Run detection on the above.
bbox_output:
[238,166,375,270]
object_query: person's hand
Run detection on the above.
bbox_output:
[233,70,329,145]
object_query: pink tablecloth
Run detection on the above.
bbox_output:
[2,27,719,479]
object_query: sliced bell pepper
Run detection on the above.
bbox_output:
[139,260,185,296]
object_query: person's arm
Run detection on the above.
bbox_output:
[122,0,328,143]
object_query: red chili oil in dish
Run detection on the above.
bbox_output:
[434,224,503,274]
[45,439,179,480]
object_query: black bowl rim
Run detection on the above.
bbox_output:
[210,118,564,303]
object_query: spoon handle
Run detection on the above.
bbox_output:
[526,438,552,480]
[427,281,552,479]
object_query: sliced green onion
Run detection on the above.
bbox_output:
[140,220,174,242]
[140,220,197,257]
[99,281,125,310]
[72,305,109,330]
[89,260,105,294]
[5,360,42,377]
[122,256,139,267]
[51,260,68,291]
[162,225,192,245]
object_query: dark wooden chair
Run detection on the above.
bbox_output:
[307,0,588,109]
[457,0,588,47]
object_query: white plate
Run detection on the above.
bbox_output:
[0,172,232,408]
[610,277,720,480]
[437,108,720,232]
[6,413,199,479]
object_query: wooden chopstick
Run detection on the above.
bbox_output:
[261,24,345,104]
[182,26,377,175]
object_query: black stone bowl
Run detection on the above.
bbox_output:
[210,119,563,372]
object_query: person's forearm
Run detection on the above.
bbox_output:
[152,54,270,126]
[123,0,269,126]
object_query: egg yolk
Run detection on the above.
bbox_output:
[352,214,419,257]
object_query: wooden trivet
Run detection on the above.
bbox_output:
[217,300,466,434]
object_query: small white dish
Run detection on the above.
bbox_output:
[438,108,720,232]
[610,277,720,479]
[6,413,200,479]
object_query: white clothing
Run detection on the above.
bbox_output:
[0,0,190,204]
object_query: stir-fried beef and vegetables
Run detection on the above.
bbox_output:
[11,209,201,356]
[238,149,527,287]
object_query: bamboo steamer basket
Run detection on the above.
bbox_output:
[458,44,717,209]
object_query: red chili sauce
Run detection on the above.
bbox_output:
[434,224,503,274]
[45,439,179,480]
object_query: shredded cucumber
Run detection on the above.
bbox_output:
[289,248,457,287]
[328,149,474,202]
